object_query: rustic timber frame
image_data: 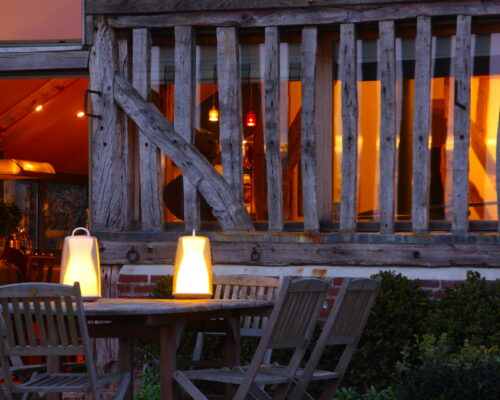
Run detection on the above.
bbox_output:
[68,1,500,268]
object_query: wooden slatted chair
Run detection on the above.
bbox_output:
[0,282,130,400]
[192,274,280,364]
[256,278,381,400]
[174,277,329,400]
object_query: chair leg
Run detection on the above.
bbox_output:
[173,371,208,400]
[318,379,341,400]
[192,333,204,362]
[115,372,131,400]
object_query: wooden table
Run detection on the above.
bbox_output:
[83,298,273,400]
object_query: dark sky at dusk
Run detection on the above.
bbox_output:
[0,0,81,41]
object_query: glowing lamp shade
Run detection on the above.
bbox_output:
[208,106,219,122]
[245,110,257,127]
[60,227,101,301]
[173,233,213,299]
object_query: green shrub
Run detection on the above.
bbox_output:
[333,386,394,400]
[427,271,500,350]
[393,334,500,400]
[340,271,432,389]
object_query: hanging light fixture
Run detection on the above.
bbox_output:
[245,64,257,127]
[172,230,213,299]
[208,64,219,122]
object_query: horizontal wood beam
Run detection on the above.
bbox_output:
[0,51,89,73]
[107,2,500,29]
[86,0,443,14]
[98,236,500,267]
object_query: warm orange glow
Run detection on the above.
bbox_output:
[245,110,257,127]
[34,104,43,112]
[173,233,213,299]
[76,111,85,118]
[60,228,101,300]
[208,106,219,122]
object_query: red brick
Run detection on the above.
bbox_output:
[151,275,166,284]
[328,287,340,297]
[419,280,440,289]
[133,285,154,294]
[441,280,462,289]
[333,277,344,287]
[119,274,148,283]
[117,284,132,295]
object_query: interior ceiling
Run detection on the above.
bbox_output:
[0,78,88,176]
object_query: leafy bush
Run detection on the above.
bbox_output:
[0,200,22,238]
[340,271,432,389]
[393,334,500,400]
[427,271,500,350]
[333,386,394,400]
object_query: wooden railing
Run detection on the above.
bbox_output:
[87,1,500,235]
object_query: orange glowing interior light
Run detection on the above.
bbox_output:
[245,110,256,127]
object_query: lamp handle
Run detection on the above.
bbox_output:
[72,227,91,237]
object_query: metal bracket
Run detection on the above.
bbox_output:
[83,89,102,119]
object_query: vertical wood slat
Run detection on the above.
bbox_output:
[11,299,25,346]
[379,20,397,233]
[452,15,472,233]
[264,26,284,232]
[316,36,334,222]
[217,27,244,202]
[174,26,200,231]
[339,23,359,232]
[89,17,126,230]
[301,26,320,231]
[54,297,69,346]
[64,297,80,345]
[1,300,15,346]
[22,298,37,346]
[412,16,433,233]
[133,28,164,230]
[117,31,135,230]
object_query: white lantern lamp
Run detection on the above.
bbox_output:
[60,227,101,301]
[172,230,213,299]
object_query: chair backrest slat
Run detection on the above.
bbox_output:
[54,297,69,346]
[22,298,37,346]
[11,298,25,346]
[64,296,80,346]
[1,299,16,347]
[212,274,281,336]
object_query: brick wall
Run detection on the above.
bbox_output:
[117,271,468,303]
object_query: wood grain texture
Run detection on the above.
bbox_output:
[452,15,472,234]
[87,0,473,14]
[117,31,134,230]
[113,75,254,231]
[217,27,244,201]
[378,20,397,233]
[301,26,320,232]
[89,17,127,230]
[264,26,283,232]
[133,28,164,231]
[0,51,88,72]
[339,24,358,232]
[107,2,500,29]
[316,37,333,222]
[174,26,200,231]
[99,238,500,267]
[412,16,432,233]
